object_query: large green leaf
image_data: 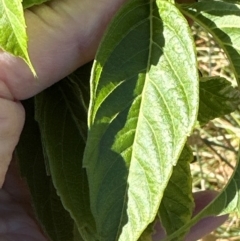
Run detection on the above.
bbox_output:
[16,98,76,241]
[22,0,50,9]
[164,146,240,241]
[35,65,97,241]
[198,77,240,125]
[179,1,240,85]
[83,0,198,240]
[159,145,194,240]
[0,0,36,75]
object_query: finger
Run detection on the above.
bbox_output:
[2,155,31,207]
[0,0,127,101]
[185,191,228,241]
[0,156,48,241]
[0,0,127,184]
[0,94,25,187]
[152,191,228,241]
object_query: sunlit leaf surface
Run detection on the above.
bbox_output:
[0,0,36,75]
[84,0,198,240]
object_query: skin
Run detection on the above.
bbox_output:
[0,0,197,187]
[152,191,228,241]
[0,0,126,185]
[0,0,227,240]
[1,162,227,241]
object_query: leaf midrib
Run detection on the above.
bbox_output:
[116,1,155,240]
[1,0,25,55]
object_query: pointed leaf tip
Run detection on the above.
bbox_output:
[0,0,36,76]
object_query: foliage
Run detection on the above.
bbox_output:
[84,1,198,240]
[22,0,49,9]
[3,0,239,240]
[0,0,36,75]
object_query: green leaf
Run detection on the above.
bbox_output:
[198,77,240,125]
[180,1,240,86]
[159,145,194,240]
[0,0,36,75]
[35,65,97,241]
[22,0,50,9]
[164,0,174,3]
[138,220,157,241]
[164,146,240,241]
[16,98,76,241]
[83,0,198,240]
[73,224,85,241]
[201,0,240,3]
[62,64,92,143]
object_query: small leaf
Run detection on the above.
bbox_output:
[159,145,194,240]
[35,65,97,241]
[198,77,240,125]
[0,0,36,75]
[180,1,240,85]
[17,98,76,241]
[84,0,198,240]
[22,0,50,9]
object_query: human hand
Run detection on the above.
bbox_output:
[1,159,227,241]
[0,0,127,186]
[0,156,48,241]
[0,0,227,240]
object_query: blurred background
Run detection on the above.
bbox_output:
[190,23,240,241]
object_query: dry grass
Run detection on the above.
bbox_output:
[189,23,240,240]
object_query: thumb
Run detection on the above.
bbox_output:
[0,0,127,101]
[0,0,126,185]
